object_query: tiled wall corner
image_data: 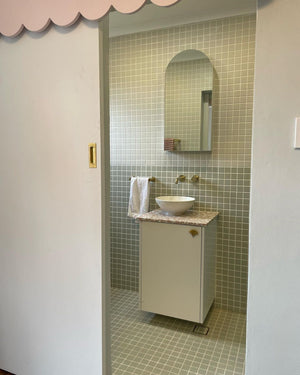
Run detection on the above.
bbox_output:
[110,14,256,313]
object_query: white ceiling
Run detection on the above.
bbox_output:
[109,0,256,37]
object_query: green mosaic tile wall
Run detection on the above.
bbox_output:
[110,14,256,313]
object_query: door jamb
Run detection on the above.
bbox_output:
[99,17,111,375]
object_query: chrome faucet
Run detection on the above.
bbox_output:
[175,175,186,184]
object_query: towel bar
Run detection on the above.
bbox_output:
[129,176,156,182]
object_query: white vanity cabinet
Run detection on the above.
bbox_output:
[139,216,217,324]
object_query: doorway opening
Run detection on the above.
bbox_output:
[108,1,256,374]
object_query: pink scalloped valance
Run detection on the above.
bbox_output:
[0,0,179,37]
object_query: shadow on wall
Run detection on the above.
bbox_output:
[259,0,274,9]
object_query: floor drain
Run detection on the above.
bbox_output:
[193,324,209,335]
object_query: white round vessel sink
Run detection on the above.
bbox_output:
[155,196,195,216]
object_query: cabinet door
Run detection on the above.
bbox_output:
[140,222,202,322]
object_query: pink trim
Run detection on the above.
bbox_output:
[0,0,180,38]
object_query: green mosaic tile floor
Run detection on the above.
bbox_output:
[111,288,246,375]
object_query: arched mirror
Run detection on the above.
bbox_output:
[164,49,214,152]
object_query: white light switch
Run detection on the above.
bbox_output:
[294,117,300,149]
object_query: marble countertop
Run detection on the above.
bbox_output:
[137,209,219,227]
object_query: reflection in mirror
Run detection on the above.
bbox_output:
[164,50,213,152]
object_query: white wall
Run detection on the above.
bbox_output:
[0,20,104,375]
[247,0,300,374]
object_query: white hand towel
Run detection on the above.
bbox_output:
[128,177,150,218]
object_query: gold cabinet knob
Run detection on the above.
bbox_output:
[189,229,199,237]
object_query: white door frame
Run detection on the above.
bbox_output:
[99,17,112,375]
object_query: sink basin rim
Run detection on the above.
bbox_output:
[156,196,195,203]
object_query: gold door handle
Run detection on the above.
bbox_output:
[89,143,97,168]
[189,229,199,237]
